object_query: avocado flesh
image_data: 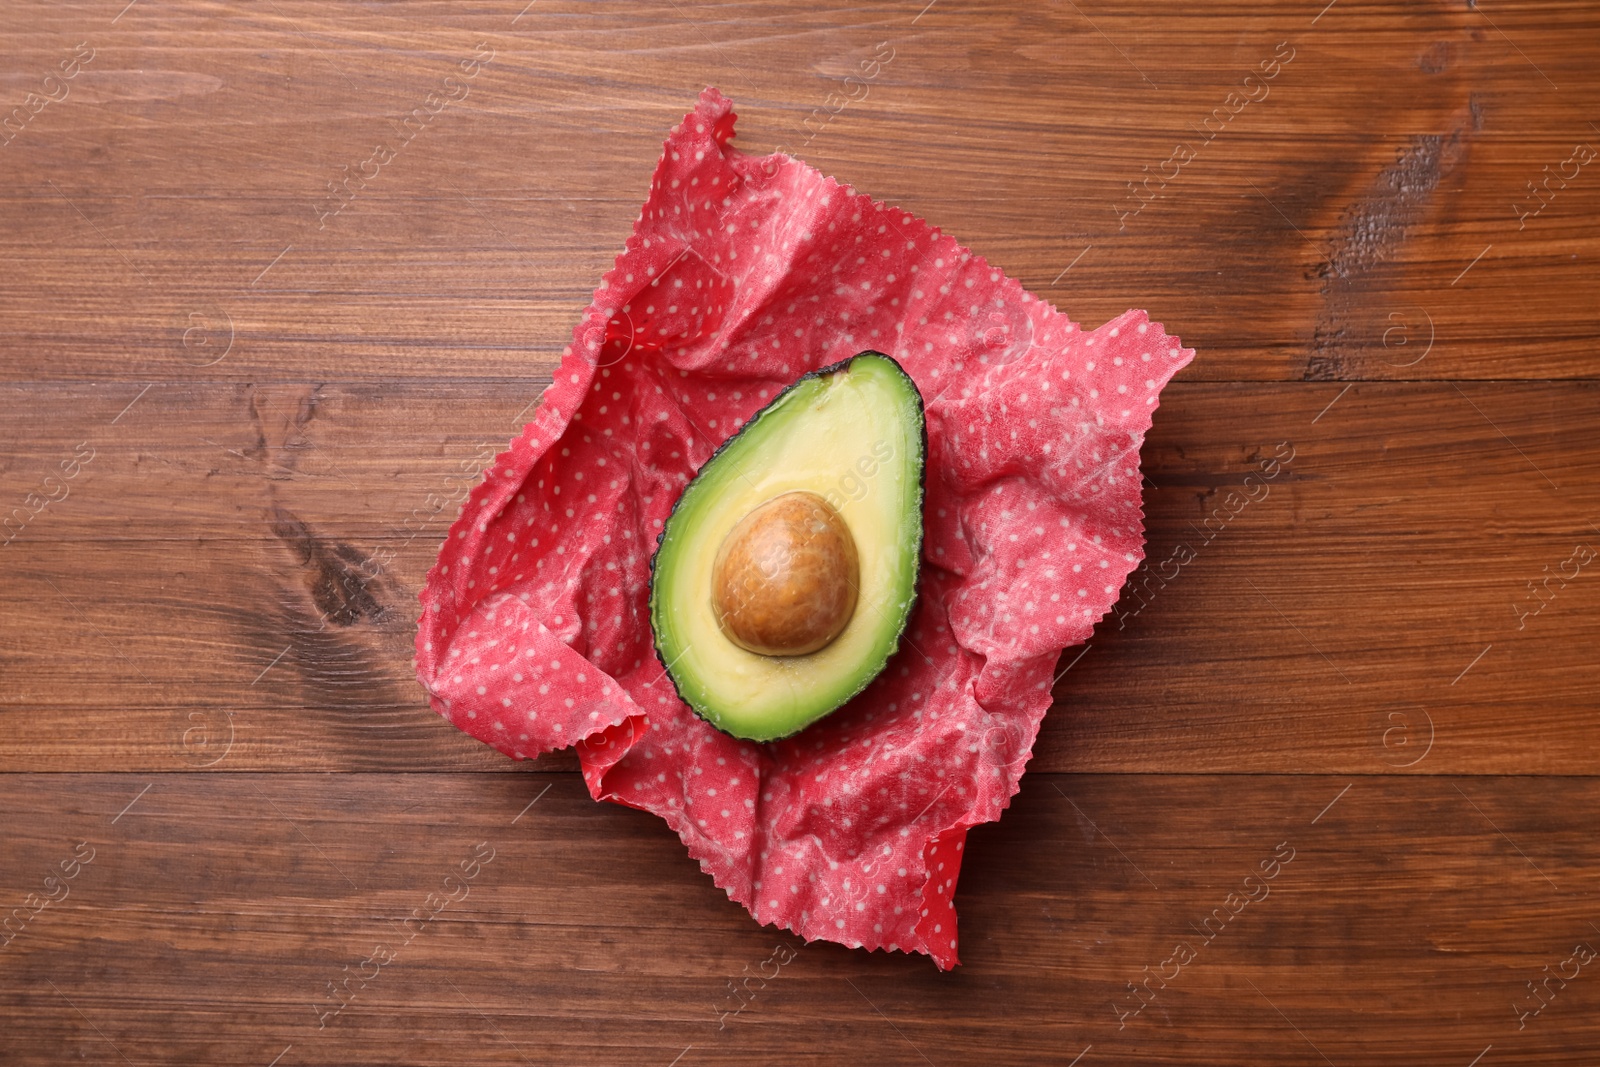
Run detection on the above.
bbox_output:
[649,352,926,742]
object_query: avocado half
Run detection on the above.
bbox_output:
[649,352,927,742]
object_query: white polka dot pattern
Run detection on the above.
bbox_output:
[414,88,1194,971]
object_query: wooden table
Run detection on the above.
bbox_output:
[4,1,1598,1063]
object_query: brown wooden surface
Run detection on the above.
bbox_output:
[2,0,1598,1063]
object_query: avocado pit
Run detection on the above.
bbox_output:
[711,490,859,657]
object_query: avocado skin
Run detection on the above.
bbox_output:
[646,351,929,743]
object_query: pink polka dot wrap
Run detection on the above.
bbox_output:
[416,88,1193,969]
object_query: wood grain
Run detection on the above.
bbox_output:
[3,0,1599,1062]
[4,774,1599,1066]
[2,382,1596,774]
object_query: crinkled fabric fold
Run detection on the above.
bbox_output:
[416,87,1193,969]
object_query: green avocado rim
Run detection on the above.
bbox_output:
[646,350,929,743]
